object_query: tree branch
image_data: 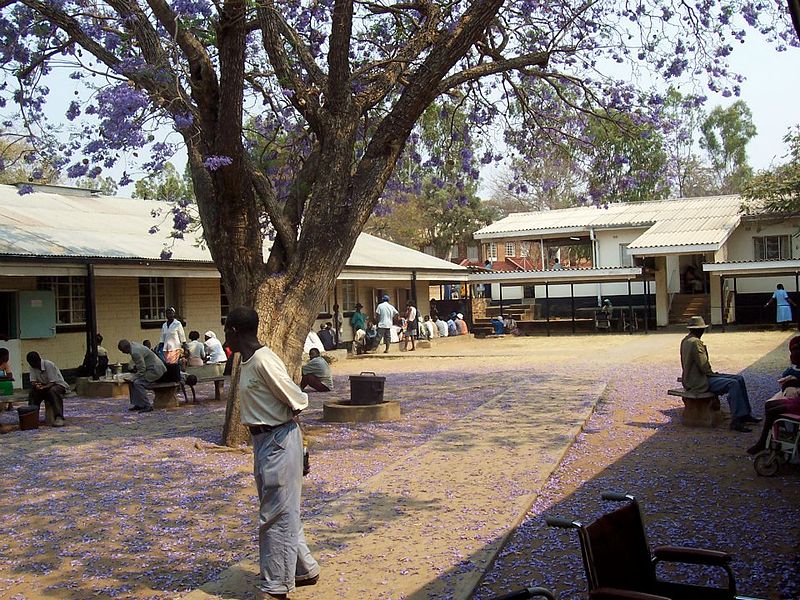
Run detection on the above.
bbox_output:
[437,51,549,94]
[257,1,323,132]
[326,0,354,111]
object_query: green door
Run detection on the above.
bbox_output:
[19,291,56,339]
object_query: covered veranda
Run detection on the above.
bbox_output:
[467,267,655,336]
[704,259,800,331]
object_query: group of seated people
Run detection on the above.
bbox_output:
[489,315,519,335]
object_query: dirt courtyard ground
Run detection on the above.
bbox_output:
[1,330,798,600]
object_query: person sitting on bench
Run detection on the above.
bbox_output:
[118,339,166,413]
[26,351,68,427]
[300,348,333,392]
[0,347,13,382]
[680,316,761,432]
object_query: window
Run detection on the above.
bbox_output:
[619,243,633,267]
[139,277,167,323]
[487,242,497,261]
[505,242,515,257]
[754,235,791,260]
[220,283,230,324]
[340,280,357,312]
[38,276,86,325]
[467,245,479,261]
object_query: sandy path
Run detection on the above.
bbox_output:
[1,330,796,600]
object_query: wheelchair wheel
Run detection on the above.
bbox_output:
[754,450,780,477]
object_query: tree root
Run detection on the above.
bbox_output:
[194,440,251,453]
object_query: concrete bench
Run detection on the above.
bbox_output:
[76,377,129,398]
[667,388,722,427]
[145,382,181,409]
[186,375,226,402]
[4,390,76,425]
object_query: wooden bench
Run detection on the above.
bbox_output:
[667,388,722,427]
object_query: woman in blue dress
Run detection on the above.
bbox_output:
[765,284,797,330]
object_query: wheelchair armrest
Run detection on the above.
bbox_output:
[653,545,732,566]
[590,588,671,600]
[488,587,555,600]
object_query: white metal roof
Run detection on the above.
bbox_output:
[0,184,467,279]
[474,195,744,255]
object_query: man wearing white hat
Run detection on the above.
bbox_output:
[680,315,761,432]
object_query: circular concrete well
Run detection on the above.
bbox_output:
[323,400,401,423]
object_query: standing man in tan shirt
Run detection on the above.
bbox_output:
[224,307,319,600]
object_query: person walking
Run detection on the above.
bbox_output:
[375,295,399,354]
[224,307,319,599]
[765,283,797,331]
[404,301,418,351]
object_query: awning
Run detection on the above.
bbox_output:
[703,260,800,277]
[467,266,645,285]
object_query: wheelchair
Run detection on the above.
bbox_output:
[545,493,761,600]
[753,412,800,477]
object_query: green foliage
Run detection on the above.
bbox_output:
[132,162,194,202]
[585,112,670,203]
[742,126,800,213]
[700,100,757,193]
[0,136,59,185]
[367,102,495,258]
[73,175,118,195]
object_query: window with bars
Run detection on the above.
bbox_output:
[220,283,230,324]
[139,277,167,323]
[754,235,791,261]
[505,242,515,257]
[487,242,497,261]
[340,280,357,312]
[38,276,86,325]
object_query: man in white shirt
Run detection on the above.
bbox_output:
[224,307,319,599]
[423,315,437,339]
[375,294,399,354]
[26,351,69,427]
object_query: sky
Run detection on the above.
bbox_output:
[15,18,800,200]
[477,31,800,198]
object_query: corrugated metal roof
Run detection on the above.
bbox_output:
[0,184,466,273]
[474,196,744,252]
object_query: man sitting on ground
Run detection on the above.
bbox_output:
[447,313,458,337]
[435,315,449,337]
[424,315,437,339]
[118,339,166,413]
[300,348,334,392]
[680,316,761,432]
[26,351,69,427]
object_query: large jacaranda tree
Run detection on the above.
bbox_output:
[0,0,796,443]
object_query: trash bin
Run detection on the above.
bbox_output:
[348,372,386,405]
[18,406,39,431]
